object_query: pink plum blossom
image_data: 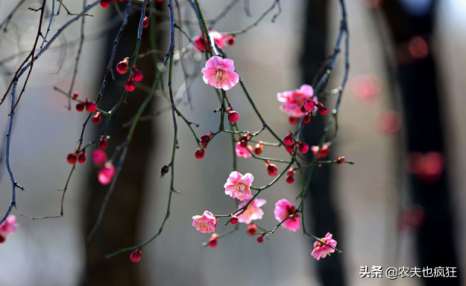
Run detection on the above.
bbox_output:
[235,142,252,158]
[192,211,217,233]
[98,162,115,185]
[0,215,19,243]
[93,149,108,167]
[274,199,300,232]
[224,171,254,201]
[194,30,228,52]
[0,215,18,236]
[311,232,338,260]
[277,84,317,117]
[237,198,266,224]
[201,56,239,90]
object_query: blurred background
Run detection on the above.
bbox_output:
[0,0,465,285]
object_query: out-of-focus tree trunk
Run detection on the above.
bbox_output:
[380,1,460,285]
[301,1,346,285]
[80,3,160,285]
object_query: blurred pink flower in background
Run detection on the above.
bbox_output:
[237,198,266,224]
[311,232,338,260]
[377,110,402,134]
[93,149,108,167]
[274,199,300,232]
[98,162,116,185]
[277,84,315,117]
[201,56,239,90]
[192,211,217,233]
[224,171,254,201]
[405,151,444,183]
[350,74,381,103]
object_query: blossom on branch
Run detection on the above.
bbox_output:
[277,84,316,118]
[194,30,228,52]
[274,199,300,232]
[202,56,239,90]
[235,142,252,158]
[224,171,254,201]
[0,215,19,243]
[192,211,217,233]
[311,232,338,260]
[237,198,266,224]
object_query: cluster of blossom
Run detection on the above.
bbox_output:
[0,0,347,264]
[0,215,18,243]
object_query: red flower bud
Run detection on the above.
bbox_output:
[77,150,87,164]
[318,102,328,115]
[283,132,294,146]
[227,111,239,123]
[86,100,97,113]
[67,153,77,165]
[257,234,264,243]
[267,164,278,177]
[298,142,309,154]
[286,175,294,184]
[288,116,299,125]
[227,35,236,46]
[92,112,102,125]
[230,217,238,224]
[100,0,111,8]
[125,79,136,92]
[247,223,257,236]
[99,136,108,150]
[303,99,315,111]
[130,248,142,263]
[337,156,346,165]
[285,145,294,153]
[132,69,144,82]
[72,91,79,100]
[195,148,205,159]
[208,234,218,248]
[142,16,149,28]
[254,143,263,155]
[76,103,85,112]
[116,57,129,74]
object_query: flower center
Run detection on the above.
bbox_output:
[235,182,246,194]
[216,69,226,82]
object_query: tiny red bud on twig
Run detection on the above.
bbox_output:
[77,150,87,164]
[92,112,102,125]
[130,248,142,263]
[267,164,278,176]
[247,223,257,236]
[228,111,239,123]
[99,136,108,150]
[132,69,144,82]
[195,148,205,159]
[116,57,129,74]
[143,16,149,28]
[257,234,264,243]
[125,79,136,92]
[100,0,111,8]
[67,152,77,165]
[76,103,85,112]
[337,156,346,165]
